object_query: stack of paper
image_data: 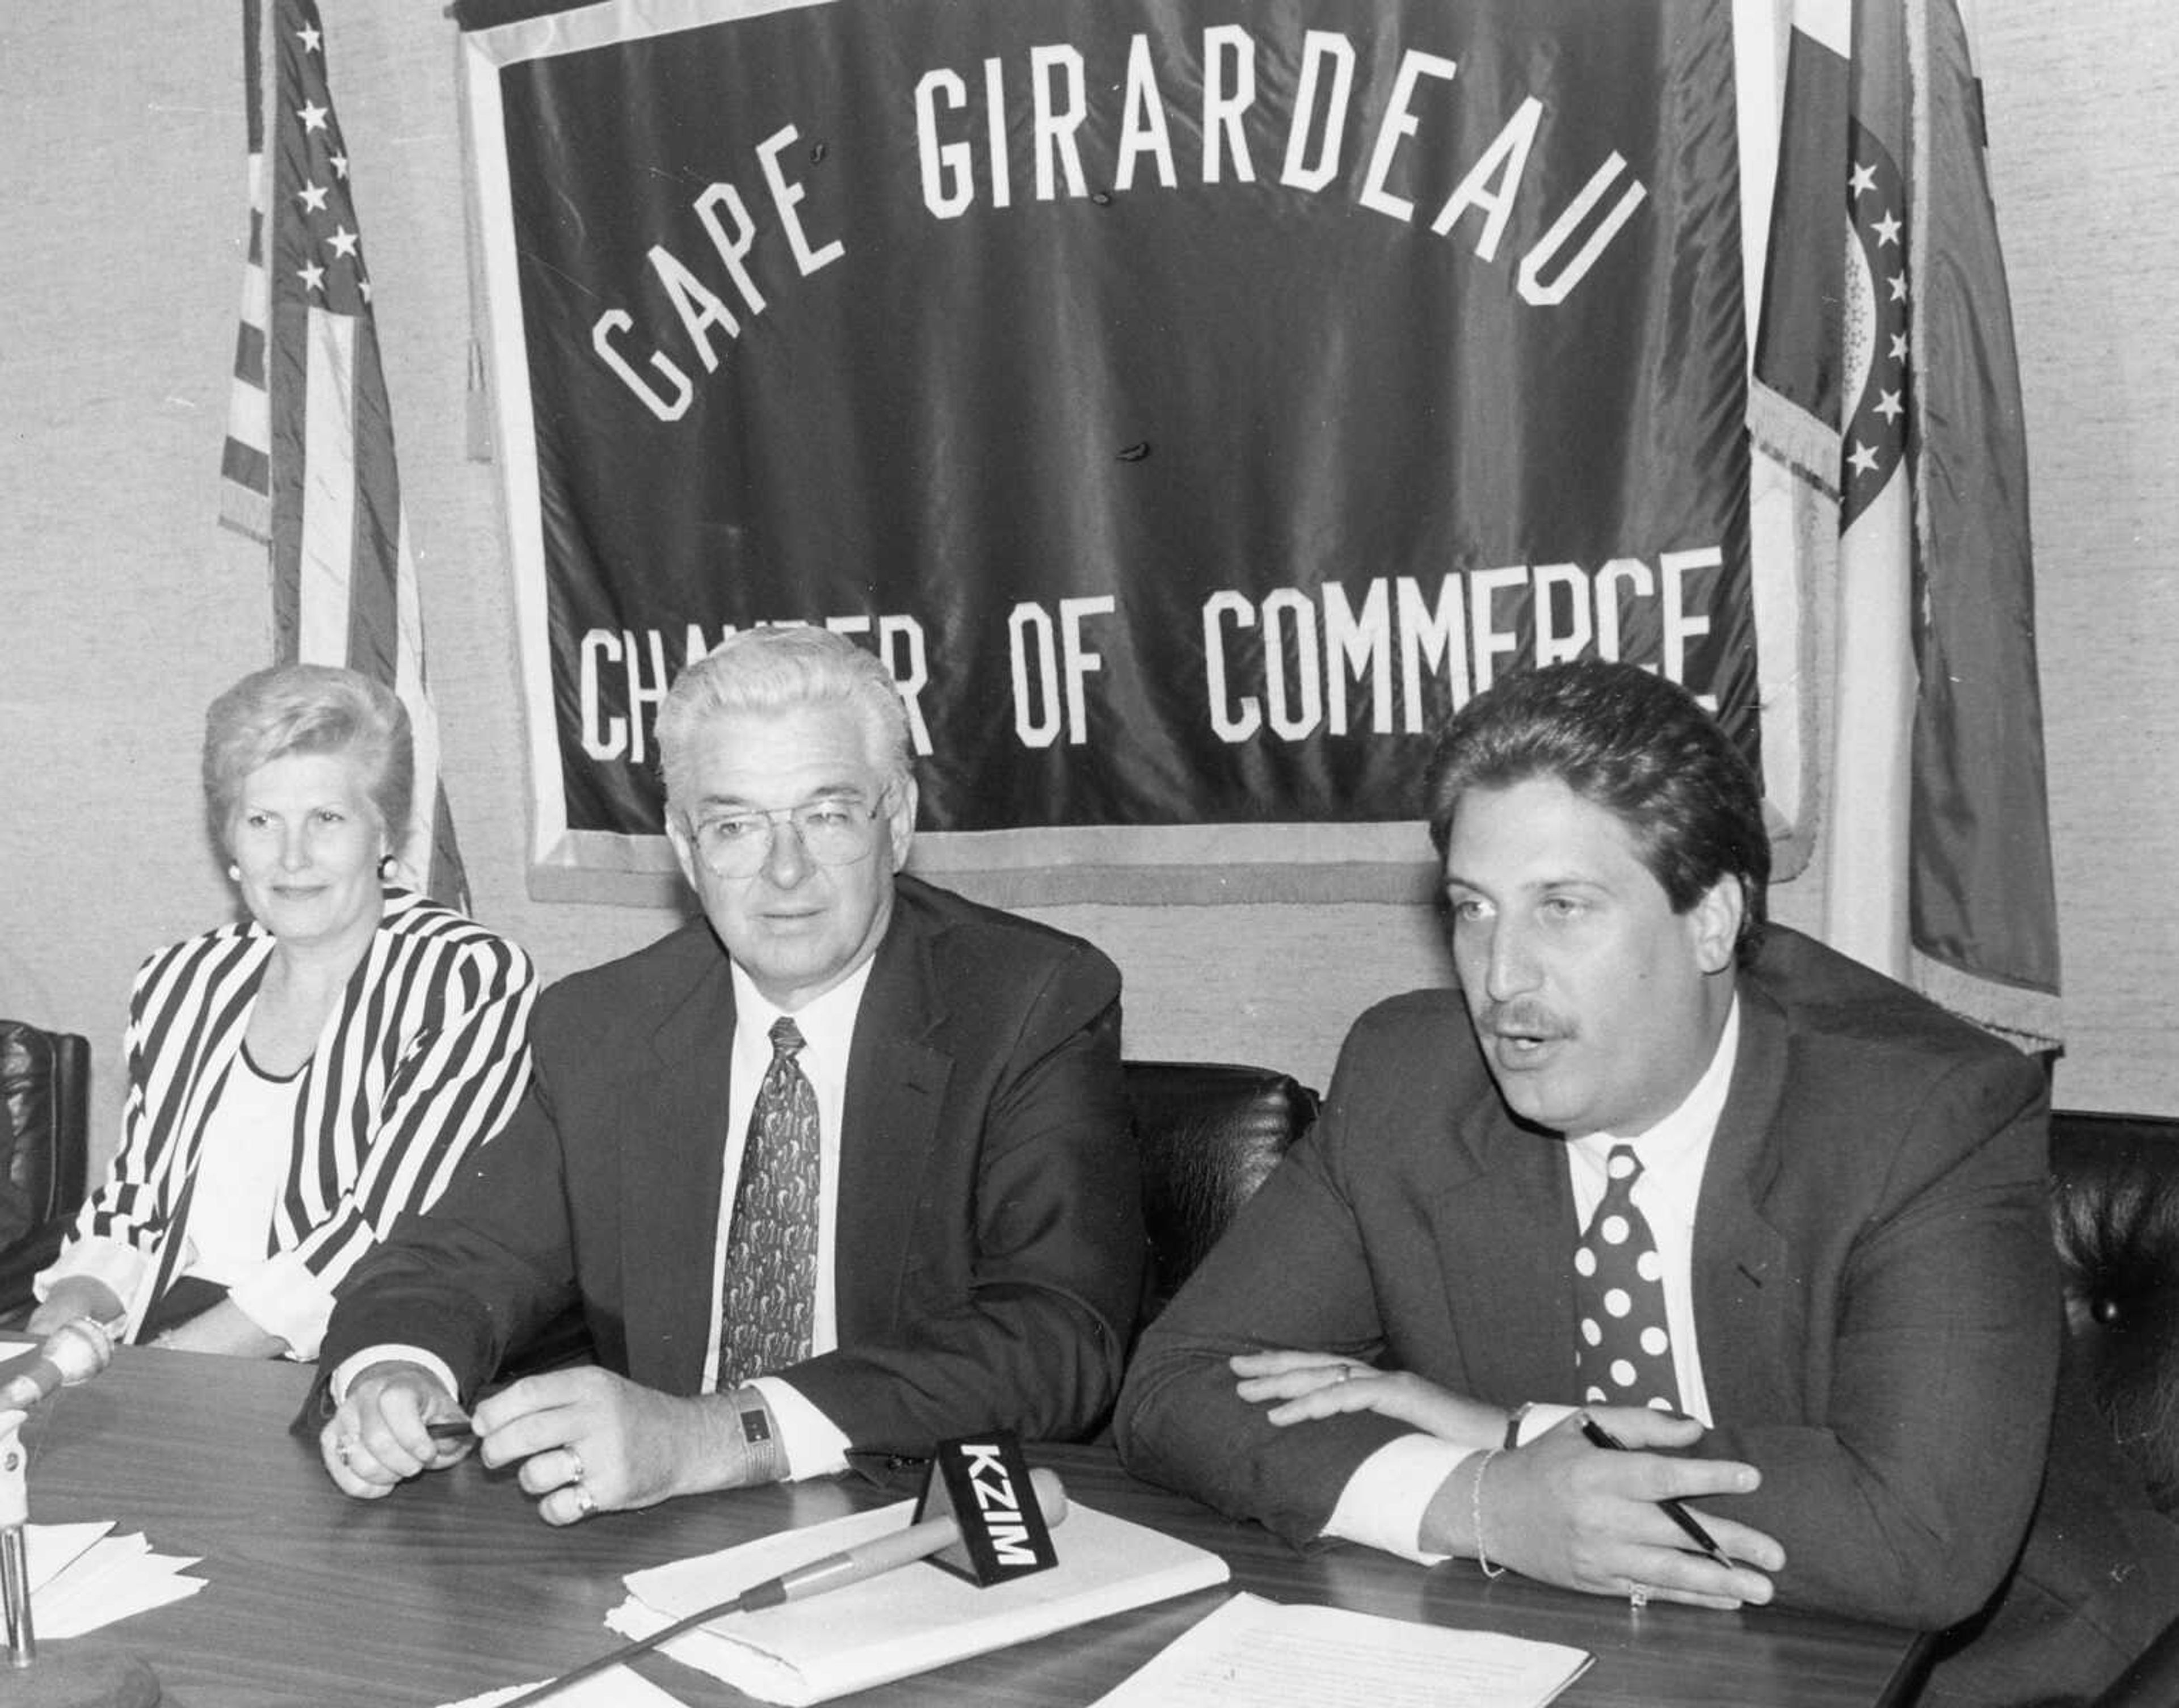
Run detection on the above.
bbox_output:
[440,1672,683,1708]
[604,1496,1230,1706]
[1088,1592,1593,1708]
[26,1520,207,1638]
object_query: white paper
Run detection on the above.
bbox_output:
[1086,1592,1593,1708]
[438,1668,687,1708]
[23,1521,207,1639]
[615,1496,1230,1706]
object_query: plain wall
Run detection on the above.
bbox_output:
[1,2,2171,1173]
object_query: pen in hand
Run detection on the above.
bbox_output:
[1578,1414,1736,1570]
[425,1416,477,1444]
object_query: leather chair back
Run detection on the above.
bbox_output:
[1126,1059,1319,1324]
[2049,1109,2179,1515]
[0,1019,92,1315]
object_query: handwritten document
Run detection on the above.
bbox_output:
[1089,1592,1592,1708]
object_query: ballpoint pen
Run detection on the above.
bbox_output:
[1579,1413,1736,1570]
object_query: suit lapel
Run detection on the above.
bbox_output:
[622,940,737,1392]
[836,906,951,1340]
[1690,978,1796,1420]
[1432,1085,1584,1403]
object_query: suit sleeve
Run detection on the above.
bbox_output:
[316,1059,582,1403]
[38,944,205,1316]
[1114,1016,1421,1545]
[1699,1049,2058,1630]
[264,932,536,1296]
[781,943,1143,1452]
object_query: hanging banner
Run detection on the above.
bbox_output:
[458,0,1805,903]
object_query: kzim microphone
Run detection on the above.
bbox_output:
[0,1318,119,1413]
[499,1434,1067,1708]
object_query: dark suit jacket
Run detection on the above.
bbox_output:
[1117,926,2060,1636]
[321,874,1142,1453]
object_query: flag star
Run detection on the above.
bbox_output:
[297,259,326,293]
[297,182,329,213]
[1848,440,1881,478]
[298,99,329,133]
[297,22,322,52]
[1890,331,1909,362]
[1849,161,1878,197]
[1887,272,1909,303]
[327,224,360,258]
[329,150,348,178]
[1873,210,1902,246]
[1875,389,1904,422]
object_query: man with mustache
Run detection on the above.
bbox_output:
[1117,659,2174,1703]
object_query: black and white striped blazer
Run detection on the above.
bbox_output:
[65,887,536,1341]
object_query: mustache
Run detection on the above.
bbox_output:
[1476,999,1572,1040]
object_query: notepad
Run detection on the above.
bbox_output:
[1087,1592,1593,1708]
[604,1496,1230,1706]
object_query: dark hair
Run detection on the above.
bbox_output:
[1424,662,1769,958]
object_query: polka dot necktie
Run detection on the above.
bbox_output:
[717,1018,821,1390]
[1575,1143,1683,1413]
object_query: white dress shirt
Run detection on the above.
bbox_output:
[1327,998,1741,1560]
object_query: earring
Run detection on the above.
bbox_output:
[377,853,398,881]
[227,864,241,883]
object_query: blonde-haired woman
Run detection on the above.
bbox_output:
[30,664,535,1358]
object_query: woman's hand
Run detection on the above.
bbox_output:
[322,1361,474,1497]
[24,1277,125,1337]
[1231,1348,1502,1446]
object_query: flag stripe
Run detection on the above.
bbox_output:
[297,308,357,667]
[1903,0,2059,1040]
[344,328,405,682]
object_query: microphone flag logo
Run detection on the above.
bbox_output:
[912,1432,1058,1587]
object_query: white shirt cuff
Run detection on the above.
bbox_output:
[1511,1401,1578,1446]
[33,1236,152,1325]
[330,1344,463,1406]
[1323,1433,1472,1563]
[750,1376,850,1480]
[225,1250,338,1362]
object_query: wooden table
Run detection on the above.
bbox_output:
[12,1341,1923,1706]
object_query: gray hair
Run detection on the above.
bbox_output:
[657,626,914,818]
[203,664,413,851]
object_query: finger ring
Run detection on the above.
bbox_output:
[335,1438,355,1469]
[1629,1581,1651,1610]
[1334,1365,1353,1383]
[571,1481,598,1518]
[565,1446,587,1486]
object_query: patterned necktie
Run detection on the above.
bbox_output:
[718,1017,821,1390]
[1574,1144,1684,1414]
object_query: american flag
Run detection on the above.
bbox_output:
[220,0,468,911]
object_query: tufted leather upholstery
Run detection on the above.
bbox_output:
[1126,1059,1320,1326]
[0,1019,92,1319]
[2050,1109,2179,1516]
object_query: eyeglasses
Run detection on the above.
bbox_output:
[687,785,893,878]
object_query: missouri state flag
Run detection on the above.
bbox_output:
[1749,0,2059,1051]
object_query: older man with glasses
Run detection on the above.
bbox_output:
[313,626,1141,1525]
